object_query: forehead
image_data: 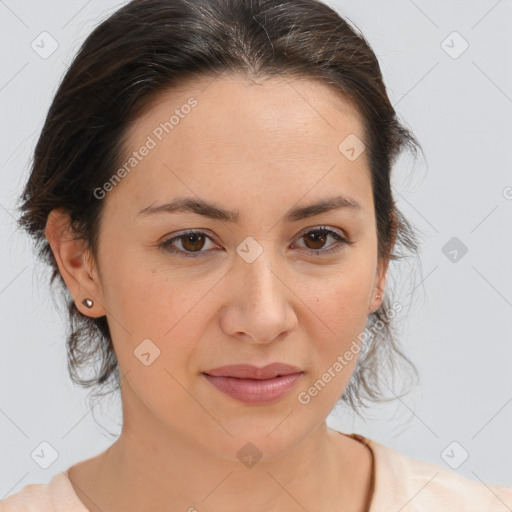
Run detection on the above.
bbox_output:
[129,73,365,151]
[113,74,371,216]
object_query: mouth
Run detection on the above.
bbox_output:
[202,363,304,405]
[203,362,302,379]
[202,373,304,405]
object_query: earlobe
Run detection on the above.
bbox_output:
[369,260,388,314]
[44,208,106,317]
[369,291,383,315]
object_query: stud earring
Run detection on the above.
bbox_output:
[376,294,382,300]
[82,298,94,308]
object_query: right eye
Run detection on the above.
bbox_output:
[160,230,220,257]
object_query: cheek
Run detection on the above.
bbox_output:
[98,241,182,335]
[295,274,372,413]
[101,262,210,420]
[313,266,374,340]
[100,249,221,373]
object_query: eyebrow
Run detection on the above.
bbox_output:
[136,195,362,223]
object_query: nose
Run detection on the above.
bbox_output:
[220,248,297,344]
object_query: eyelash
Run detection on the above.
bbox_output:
[159,226,354,258]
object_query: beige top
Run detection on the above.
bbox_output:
[2,433,511,511]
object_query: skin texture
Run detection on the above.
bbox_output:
[45,74,388,512]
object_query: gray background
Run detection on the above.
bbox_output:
[1,0,511,499]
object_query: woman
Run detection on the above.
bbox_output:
[2,0,511,510]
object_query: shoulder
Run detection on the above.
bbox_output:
[354,434,512,511]
[0,472,85,512]
[0,480,55,512]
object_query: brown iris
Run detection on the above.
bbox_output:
[181,233,207,252]
[303,230,328,250]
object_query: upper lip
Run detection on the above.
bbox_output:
[203,363,302,380]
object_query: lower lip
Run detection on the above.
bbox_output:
[203,372,303,405]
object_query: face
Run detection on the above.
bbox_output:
[51,74,387,461]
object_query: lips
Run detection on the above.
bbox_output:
[202,363,304,405]
[203,362,302,380]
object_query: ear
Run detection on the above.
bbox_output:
[368,210,397,315]
[44,208,106,317]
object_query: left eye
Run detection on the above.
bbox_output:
[160,227,352,258]
[293,227,352,256]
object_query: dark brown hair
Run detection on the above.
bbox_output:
[17,0,422,413]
